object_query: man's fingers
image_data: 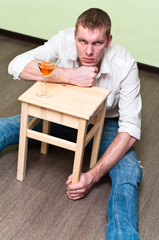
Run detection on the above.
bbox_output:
[66,174,72,184]
[67,186,85,194]
[67,191,85,200]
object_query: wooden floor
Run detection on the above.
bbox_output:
[0,34,159,240]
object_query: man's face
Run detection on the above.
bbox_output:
[75,24,112,67]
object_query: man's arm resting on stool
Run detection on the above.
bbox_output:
[19,60,98,87]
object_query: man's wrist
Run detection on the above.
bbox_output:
[87,168,100,186]
[65,68,76,85]
[50,67,74,85]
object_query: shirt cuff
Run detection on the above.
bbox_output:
[118,121,141,140]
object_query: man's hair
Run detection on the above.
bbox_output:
[75,8,111,38]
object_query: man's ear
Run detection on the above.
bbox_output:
[74,30,77,40]
[106,34,112,47]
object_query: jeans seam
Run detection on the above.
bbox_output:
[113,165,121,240]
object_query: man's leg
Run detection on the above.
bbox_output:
[0,115,43,152]
[98,118,142,240]
[0,115,22,152]
[0,115,77,153]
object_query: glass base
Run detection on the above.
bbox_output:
[36,90,52,98]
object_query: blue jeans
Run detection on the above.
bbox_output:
[0,115,142,239]
[99,118,142,240]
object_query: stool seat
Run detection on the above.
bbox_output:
[17,82,110,183]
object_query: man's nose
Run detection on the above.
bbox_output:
[86,44,94,55]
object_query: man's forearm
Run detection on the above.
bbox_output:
[66,132,137,200]
[19,61,76,84]
[88,132,137,184]
[19,60,98,87]
[19,60,43,81]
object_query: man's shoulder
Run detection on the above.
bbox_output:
[108,43,136,68]
[47,28,75,50]
[57,28,75,41]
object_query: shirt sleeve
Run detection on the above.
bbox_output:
[118,62,142,140]
[8,34,60,80]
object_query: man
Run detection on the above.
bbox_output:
[3,8,142,239]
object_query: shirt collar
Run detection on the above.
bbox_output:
[99,47,111,74]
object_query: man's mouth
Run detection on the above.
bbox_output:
[83,58,95,63]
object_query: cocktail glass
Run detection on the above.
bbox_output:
[34,53,59,97]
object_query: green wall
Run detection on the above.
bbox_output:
[0,0,159,67]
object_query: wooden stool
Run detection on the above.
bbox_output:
[17,82,110,183]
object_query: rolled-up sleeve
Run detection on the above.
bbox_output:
[8,35,59,80]
[118,62,142,140]
[8,52,33,79]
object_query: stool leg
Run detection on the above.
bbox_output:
[90,101,107,168]
[72,119,87,184]
[41,120,51,154]
[17,103,29,181]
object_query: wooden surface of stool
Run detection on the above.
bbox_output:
[17,82,110,184]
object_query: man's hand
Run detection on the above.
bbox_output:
[70,66,98,87]
[66,172,94,200]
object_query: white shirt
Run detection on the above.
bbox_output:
[8,28,142,140]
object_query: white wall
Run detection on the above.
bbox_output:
[0,0,159,67]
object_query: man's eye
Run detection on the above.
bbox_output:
[95,41,101,45]
[80,40,86,43]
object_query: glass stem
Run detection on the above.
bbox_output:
[44,76,47,94]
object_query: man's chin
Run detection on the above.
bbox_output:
[81,62,96,67]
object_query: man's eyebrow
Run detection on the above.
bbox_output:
[77,37,87,42]
[77,37,104,44]
[77,37,86,40]
[95,38,105,42]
